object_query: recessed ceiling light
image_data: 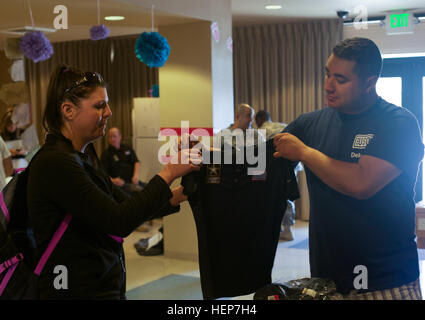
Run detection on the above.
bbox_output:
[104,16,125,21]
[265,5,282,10]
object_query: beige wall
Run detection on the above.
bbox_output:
[159,21,213,261]
[159,21,213,128]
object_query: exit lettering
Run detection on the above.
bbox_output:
[390,13,409,28]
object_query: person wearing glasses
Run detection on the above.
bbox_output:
[27,65,201,299]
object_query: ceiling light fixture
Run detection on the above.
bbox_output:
[343,20,383,26]
[104,16,125,21]
[265,5,282,10]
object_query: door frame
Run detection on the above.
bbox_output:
[381,57,425,202]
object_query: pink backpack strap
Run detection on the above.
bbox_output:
[33,212,123,276]
[109,235,124,243]
[0,263,19,295]
[34,213,72,276]
[0,192,10,223]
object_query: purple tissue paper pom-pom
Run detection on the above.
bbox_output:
[90,25,110,41]
[19,31,53,63]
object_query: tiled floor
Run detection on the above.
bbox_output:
[124,220,425,299]
[124,220,310,299]
[124,221,200,293]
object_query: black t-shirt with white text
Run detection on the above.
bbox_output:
[182,140,299,299]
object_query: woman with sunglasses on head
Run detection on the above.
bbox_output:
[26,64,200,299]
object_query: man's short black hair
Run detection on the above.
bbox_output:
[255,110,271,121]
[332,37,382,79]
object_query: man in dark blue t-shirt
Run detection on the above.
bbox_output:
[274,37,424,299]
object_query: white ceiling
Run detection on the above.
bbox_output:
[0,0,424,48]
[0,0,198,48]
[232,0,425,25]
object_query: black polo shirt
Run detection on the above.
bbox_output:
[101,144,139,183]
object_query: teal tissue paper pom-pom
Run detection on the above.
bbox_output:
[135,32,170,68]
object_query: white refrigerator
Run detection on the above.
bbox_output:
[132,98,163,184]
[132,97,199,260]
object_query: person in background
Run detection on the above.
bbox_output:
[0,110,28,170]
[216,103,265,148]
[0,135,13,191]
[101,127,145,195]
[101,127,156,235]
[230,103,256,131]
[1,109,24,142]
[255,110,287,140]
[255,109,297,241]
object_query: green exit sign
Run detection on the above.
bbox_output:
[385,11,415,34]
[390,13,409,28]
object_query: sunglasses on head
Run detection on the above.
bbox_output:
[63,72,104,95]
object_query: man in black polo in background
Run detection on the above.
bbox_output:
[102,128,162,255]
[101,127,145,195]
[273,37,424,300]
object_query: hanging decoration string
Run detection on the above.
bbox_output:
[135,3,170,68]
[26,0,35,29]
[151,4,155,32]
[20,0,54,62]
[97,0,100,25]
[90,0,109,40]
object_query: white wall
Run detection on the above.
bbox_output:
[344,21,425,55]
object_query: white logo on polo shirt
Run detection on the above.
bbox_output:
[352,134,374,149]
